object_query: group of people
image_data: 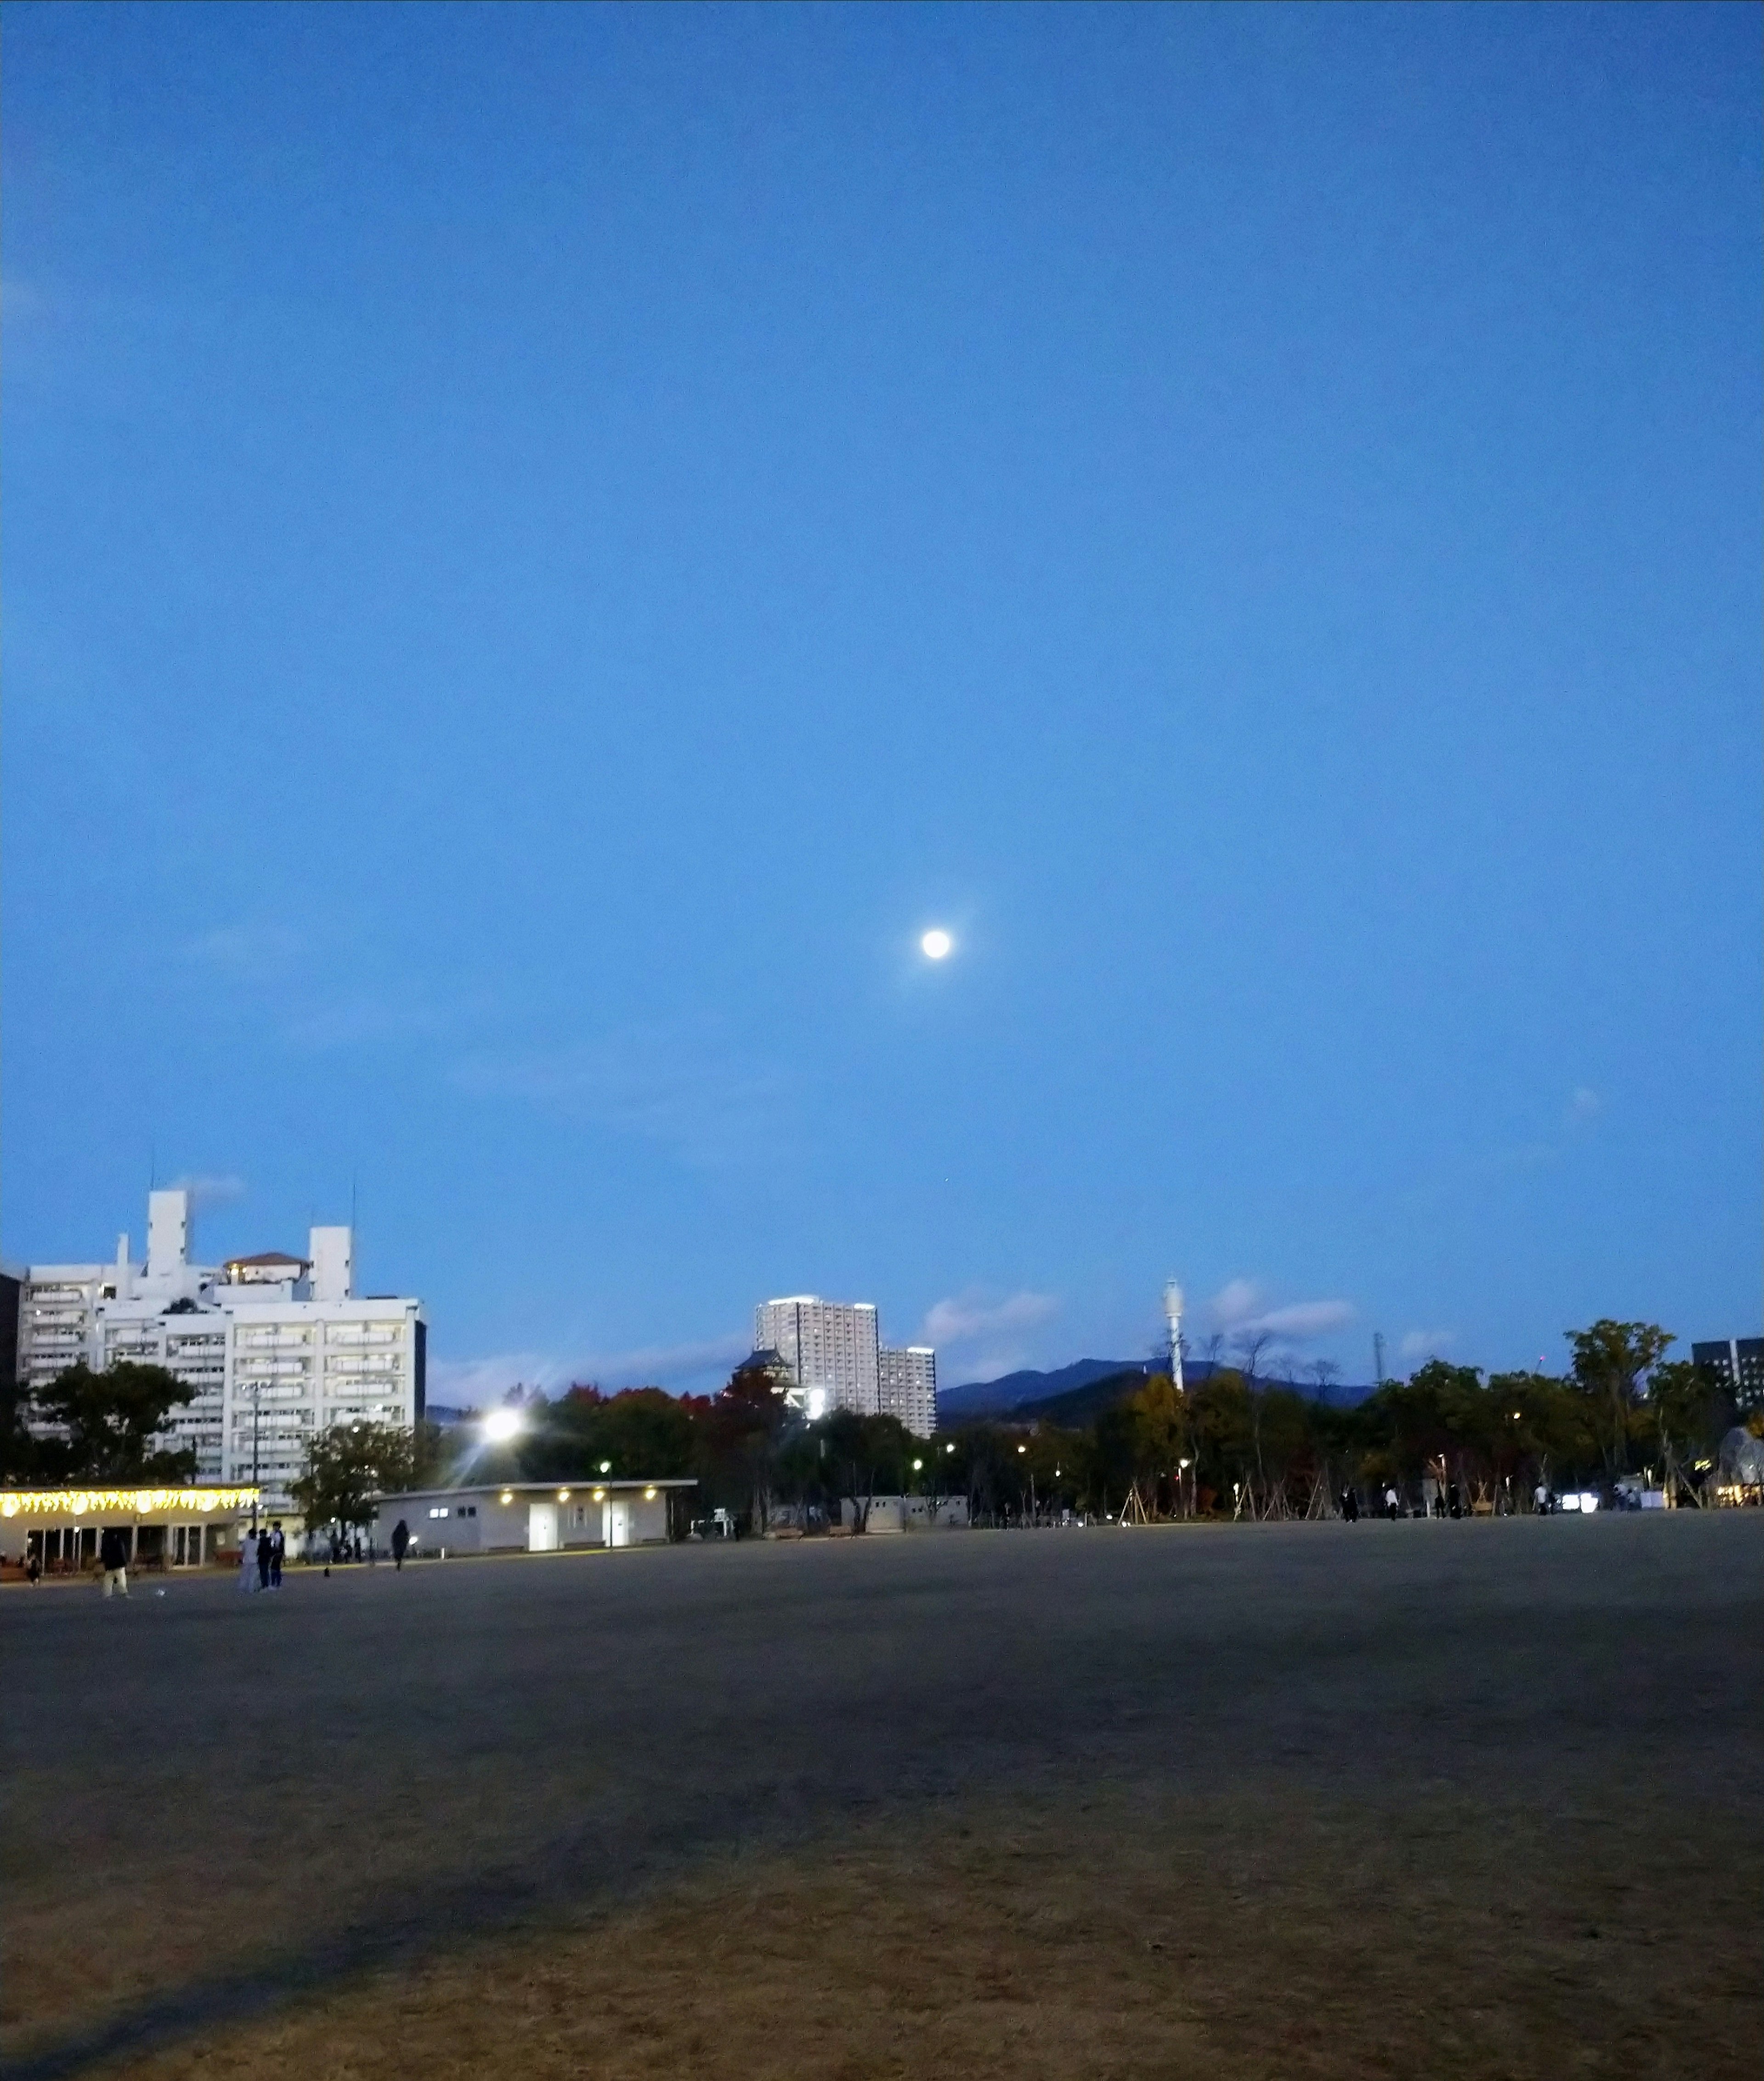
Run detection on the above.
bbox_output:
[237,1522,286,1593]
[1339,1485,1463,1521]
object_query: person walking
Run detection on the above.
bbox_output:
[26,1545,42,1586]
[268,1522,285,1589]
[255,1525,273,1592]
[99,1526,130,1598]
[391,1519,410,1571]
[1384,1485,1400,1520]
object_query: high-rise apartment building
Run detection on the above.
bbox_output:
[878,1344,938,1437]
[753,1297,879,1420]
[13,1190,425,1513]
[1692,1338,1764,1412]
[753,1294,939,1435]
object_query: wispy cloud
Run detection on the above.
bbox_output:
[184,925,306,982]
[922,1289,1059,1345]
[1485,1087,1605,1174]
[454,1024,793,1168]
[920,1289,1061,1380]
[1399,1328,1456,1362]
[287,997,466,1051]
[428,1333,750,1409]
[1203,1280,1354,1343]
[168,1172,247,1208]
[184,925,473,1054]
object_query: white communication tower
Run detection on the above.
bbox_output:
[1163,1280,1185,1395]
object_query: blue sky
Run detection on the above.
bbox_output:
[4,4,1758,1399]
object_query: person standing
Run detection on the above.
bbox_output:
[268,1522,285,1589]
[391,1519,410,1571]
[256,1526,273,1592]
[239,1527,259,1592]
[99,1526,130,1599]
[1384,1485,1400,1520]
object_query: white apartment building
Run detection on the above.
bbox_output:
[753,1295,939,1435]
[878,1344,938,1438]
[754,1297,880,1420]
[14,1190,425,1514]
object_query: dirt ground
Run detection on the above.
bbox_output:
[3,1514,1760,2080]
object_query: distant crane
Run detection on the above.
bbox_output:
[1163,1281,1185,1395]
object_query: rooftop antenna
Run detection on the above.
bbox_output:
[1163,1280,1185,1395]
[1373,1332,1386,1387]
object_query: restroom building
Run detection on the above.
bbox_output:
[370,1478,695,1556]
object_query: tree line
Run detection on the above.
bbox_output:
[3,1318,1755,1536]
[426,1317,1758,1531]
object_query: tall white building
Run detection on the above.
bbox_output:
[14,1190,425,1514]
[753,1295,939,1435]
[878,1345,938,1438]
[754,1297,879,1420]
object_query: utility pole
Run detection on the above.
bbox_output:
[251,1378,262,1533]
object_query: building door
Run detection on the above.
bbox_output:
[172,1525,204,1566]
[527,1503,559,1553]
[605,1500,631,1548]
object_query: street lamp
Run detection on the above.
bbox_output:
[482,1406,523,1445]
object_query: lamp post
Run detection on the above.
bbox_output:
[250,1378,261,1535]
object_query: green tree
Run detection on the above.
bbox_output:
[822,1410,912,1530]
[291,1422,418,1537]
[521,1386,696,1482]
[1566,1321,1674,1477]
[26,1361,196,1482]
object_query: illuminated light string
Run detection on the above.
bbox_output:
[0,1488,260,1519]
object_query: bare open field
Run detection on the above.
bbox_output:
[3,1514,1760,2080]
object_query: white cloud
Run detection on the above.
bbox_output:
[921,1289,1059,1346]
[1566,1086,1601,1124]
[1398,1329,1456,1362]
[1202,1281,1354,1343]
[168,1172,247,1208]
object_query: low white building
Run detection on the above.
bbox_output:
[837,1493,969,1532]
[14,1190,425,1515]
[371,1479,694,1556]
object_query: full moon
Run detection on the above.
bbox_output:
[921,929,954,960]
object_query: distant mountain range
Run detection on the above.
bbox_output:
[940,1359,1376,1427]
[937,1359,1149,1421]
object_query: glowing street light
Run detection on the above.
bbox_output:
[482,1406,523,1445]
